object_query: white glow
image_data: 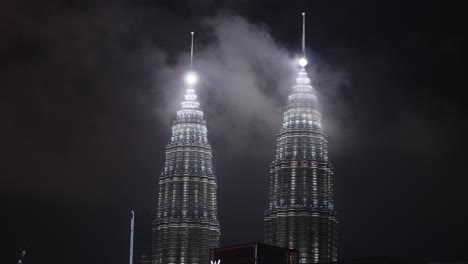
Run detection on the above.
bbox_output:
[299,57,308,67]
[185,71,198,85]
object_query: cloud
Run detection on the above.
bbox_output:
[153,14,349,158]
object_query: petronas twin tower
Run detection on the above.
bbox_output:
[152,33,220,264]
[153,14,337,264]
[264,61,338,264]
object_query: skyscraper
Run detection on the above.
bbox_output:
[264,13,338,263]
[152,32,221,264]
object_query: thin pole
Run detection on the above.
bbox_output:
[302,12,306,58]
[129,210,134,264]
[17,250,26,264]
[254,244,258,264]
[190,32,194,69]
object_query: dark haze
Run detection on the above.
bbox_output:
[1,0,466,264]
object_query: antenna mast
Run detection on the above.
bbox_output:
[129,210,134,264]
[190,32,194,69]
[185,32,198,85]
[298,12,308,67]
[302,12,306,58]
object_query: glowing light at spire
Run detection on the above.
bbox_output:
[299,57,308,67]
[185,71,198,85]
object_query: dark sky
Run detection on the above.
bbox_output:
[1,0,466,263]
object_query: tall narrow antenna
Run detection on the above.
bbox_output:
[129,210,134,264]
[299,12,308,67]
[185,32,198,85]
[302,12,306,58]
[190,32,194,69]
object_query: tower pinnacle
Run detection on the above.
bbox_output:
[182,32,199,110]
[299,12,308,67]
[185,32,198,85]
[190,31,194,69]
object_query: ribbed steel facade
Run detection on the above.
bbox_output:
[264,67,338,263]
[153,84,220,264]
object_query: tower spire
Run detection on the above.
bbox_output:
[302,12,306,58]
[190,31,194,69]
[299,12,308,68]
[185,32,198,86]
[182,32,199,110]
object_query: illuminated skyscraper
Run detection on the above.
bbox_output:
[264,13,338,263]
[152,32,220,264]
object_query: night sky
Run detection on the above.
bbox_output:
[1,0,466,263]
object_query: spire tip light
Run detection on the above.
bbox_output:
[299,57,308,67]
[185,71,198,85]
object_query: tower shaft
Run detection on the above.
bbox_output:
[264,68,338,263]
[153,60,220,264]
